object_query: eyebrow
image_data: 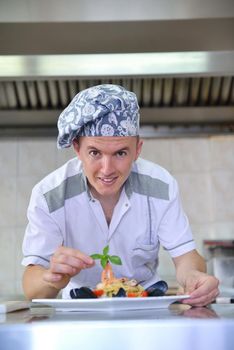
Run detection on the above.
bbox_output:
[87,146,130,153]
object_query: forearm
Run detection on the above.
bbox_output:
[23,265,61,300]
[173,250,207,287]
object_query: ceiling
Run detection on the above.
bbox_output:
[0,0,234,136]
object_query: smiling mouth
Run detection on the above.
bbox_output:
[98,177,118,185]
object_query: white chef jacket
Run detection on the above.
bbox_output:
[22,157,195,299]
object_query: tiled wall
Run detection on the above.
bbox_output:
[0,135,234,297]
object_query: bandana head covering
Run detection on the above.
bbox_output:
[57,84,140,148]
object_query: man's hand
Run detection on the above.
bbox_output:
[173,250,219,307]
[178,270,219,307]
[23,246,95,299]
[43,246,95,290]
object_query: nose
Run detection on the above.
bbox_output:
[101,156,114,175]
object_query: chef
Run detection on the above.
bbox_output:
[22,84,219,306]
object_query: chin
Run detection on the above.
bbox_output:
[98,188,119,197]
[97,184,121,197]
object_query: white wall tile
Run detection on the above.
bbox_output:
[212,221,234,237]
[0,282,16,298]
[16,175,42,226]
[0,176,16,227]
[210,135,234,171]
[211,171,234,220]
[15,227,26,296]
[174,173,213,224]
[56,146,75,168]
[0,228,16,297]
[171,138,210,173]
[0,139,18,176]
[190,224,217,257]
[140,138,172,171]
[18,138,57,176]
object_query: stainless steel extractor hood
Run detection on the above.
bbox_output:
[0,0,234,136]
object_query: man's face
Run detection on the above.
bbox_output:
[73,136,143,200]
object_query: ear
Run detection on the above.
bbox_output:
[72,138,80,156]
[135,138,143,160]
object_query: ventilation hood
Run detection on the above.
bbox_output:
[0,0,234,137]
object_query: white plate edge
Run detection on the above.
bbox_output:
[32,295,190,305]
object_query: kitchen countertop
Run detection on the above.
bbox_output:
[0,303,234,350]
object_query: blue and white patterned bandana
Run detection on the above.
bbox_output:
[57,84,140,148]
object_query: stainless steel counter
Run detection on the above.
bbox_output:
[0,304,234,350]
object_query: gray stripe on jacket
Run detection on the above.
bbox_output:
[44,171,169,213]
[127,172,169,200]
[44,173,86,213]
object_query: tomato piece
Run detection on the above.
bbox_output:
[93,289,104,297]
[127,292,138,298]
[127,291,148,298]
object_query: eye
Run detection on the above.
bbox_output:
[89,150,100,158]
[116,150,127,158]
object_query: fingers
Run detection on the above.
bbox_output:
[42,246,95,291]
[182,288,219,307]
[53,246,94,265]
[188,276,219,298]
[43,270,64,283]
[43,270,71,291]
[182,275,220,307]
[50,246,94,277]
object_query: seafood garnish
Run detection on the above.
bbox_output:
[95,262,147,297]
[70,246,168,299]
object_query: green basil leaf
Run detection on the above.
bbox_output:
[103,245,109,256]
[109,255,122,265]
[101,256,109,269]
[90,254,102,259]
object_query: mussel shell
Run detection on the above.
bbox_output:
[113,287,126,297]
[146,280,168,297]
[70,287,97,299]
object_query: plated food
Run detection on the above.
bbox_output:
[70,245,168,299]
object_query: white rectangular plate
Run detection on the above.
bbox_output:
[32,295,190,312]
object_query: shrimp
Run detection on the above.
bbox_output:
[101,262,116,285]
